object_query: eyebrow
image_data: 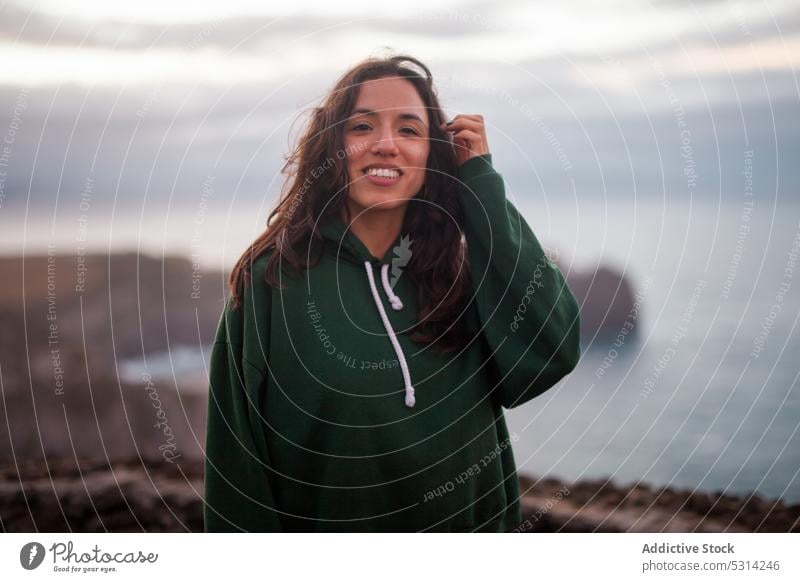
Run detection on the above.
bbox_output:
[349,108,427,125]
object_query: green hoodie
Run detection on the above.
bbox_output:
[203,154,581,532]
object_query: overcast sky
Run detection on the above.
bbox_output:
[1,0,798,263]
[2,0,799,85]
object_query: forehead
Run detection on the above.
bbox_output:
[352,76,428,122]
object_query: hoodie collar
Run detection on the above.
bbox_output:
[319,212,407,267]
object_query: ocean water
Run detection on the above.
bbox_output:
[506,197,800,503]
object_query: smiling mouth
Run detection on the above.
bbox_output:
[363,167,403,178]
[362,167,403,187]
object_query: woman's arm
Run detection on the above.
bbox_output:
[204,259,283,532]
[444,116,581,409]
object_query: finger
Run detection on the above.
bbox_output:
[440,116,485,132]
[451,130,484,153]
[451,129,483,143]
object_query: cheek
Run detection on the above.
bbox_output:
[344,135,366,162]
[344,156,363,180]
[413,144,430,175]
[412,140,430,162]
[409,144,430,179]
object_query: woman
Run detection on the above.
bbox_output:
[203,54,581,532]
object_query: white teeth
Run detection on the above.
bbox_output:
[366,167,400,178]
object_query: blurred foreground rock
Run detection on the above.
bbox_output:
[0,456,204,532]
[516,474,800,533]
[1,458,796,532]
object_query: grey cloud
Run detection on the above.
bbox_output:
[0,3,500,53]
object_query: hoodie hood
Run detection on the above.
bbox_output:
[317,212,416,407]
[318,212,409,267]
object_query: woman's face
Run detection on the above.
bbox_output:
[342,75,430,217]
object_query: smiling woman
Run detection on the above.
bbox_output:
[203,53,581,532]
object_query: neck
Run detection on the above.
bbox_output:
[340,204,407,262]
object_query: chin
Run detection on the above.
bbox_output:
[350,190,417,212]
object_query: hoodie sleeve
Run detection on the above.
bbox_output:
[203,258,283,532]
[458,153,581,410]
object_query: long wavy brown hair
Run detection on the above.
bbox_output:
[228,53,473,353]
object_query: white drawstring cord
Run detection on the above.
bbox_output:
[381,263,404,310]
[363,261,415,408]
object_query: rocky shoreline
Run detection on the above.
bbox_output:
[515,474,799,533]
[1,457,796,532]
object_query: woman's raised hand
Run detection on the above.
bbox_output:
[439,114,490,167]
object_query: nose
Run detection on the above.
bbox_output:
[371,124,399,155]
